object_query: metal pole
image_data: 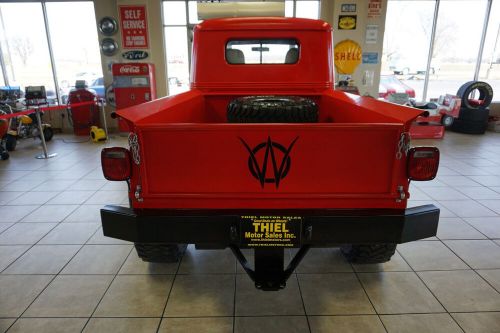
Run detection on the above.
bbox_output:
[41,1,61,105]
[486,24,500,79]
[0,6,15,83]
[422,0,440,102]
[35,108,57,159]
[185,1,192,72]
[0,39,8,86]
[100,99,109,141]
[474,0,493,81]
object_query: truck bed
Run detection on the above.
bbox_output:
[118,90,422,210]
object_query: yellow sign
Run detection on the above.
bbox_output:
[338,15,357,30]
[334,40,362,74]
[241,216,301,247]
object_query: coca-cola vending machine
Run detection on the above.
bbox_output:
[112,63,156,131]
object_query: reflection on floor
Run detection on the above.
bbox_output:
[0,132,500,332]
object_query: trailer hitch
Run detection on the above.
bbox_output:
[230,245,310,291]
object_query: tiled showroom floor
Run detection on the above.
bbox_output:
[1,132,500,333]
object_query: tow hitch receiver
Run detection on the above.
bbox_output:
[230,245,310,291]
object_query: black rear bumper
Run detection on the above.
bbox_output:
[100,205,440,246]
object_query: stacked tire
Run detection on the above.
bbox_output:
[451,81,493,134]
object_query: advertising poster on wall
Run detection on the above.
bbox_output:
[340,4,356,13]
[362,52,379,64]
[119,5,149,49]
[367,0,382,18]
[365,25,379,44]
[338,15,357,30]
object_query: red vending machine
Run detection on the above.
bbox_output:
[112,63,156,131]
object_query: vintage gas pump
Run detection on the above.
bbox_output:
[67,80,99,135]
[112,63,156,131]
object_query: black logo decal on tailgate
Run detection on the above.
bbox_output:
[239,136,299,188]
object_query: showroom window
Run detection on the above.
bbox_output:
[162,0,319,96]
[478,0,500,100]
[0,1,102,105]
[0,3,55,97]
[382,0,499,102]
[45,2,103,104]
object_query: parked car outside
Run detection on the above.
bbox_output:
[61,77,104,103]
[379,75,416,99]
[89,77,105,99]
[388,57,436,75]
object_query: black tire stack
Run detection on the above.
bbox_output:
[451,81,493,134]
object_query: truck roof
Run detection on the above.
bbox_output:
[195,17,331,31]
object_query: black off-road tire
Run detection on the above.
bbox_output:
[456,81,493,110]
[457,107,490,123]
[227,96,318,123]
[451,118,488,135]
[134,243,187,263]
[5,134,16,151]
[340,243,397,264]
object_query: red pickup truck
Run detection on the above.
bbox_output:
[101,17,440,290]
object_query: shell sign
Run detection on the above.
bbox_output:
[334,40,362,74]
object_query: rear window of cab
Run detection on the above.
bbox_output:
[226,39,299,65]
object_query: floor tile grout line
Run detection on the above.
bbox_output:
[0,217,65,273]
[453,186,500,201]
[439,240,500,295]
[8,311,500,319]
[79,245,134,333]
[19,203,81,224]
[294,272,312,333]
[57,202,84,224]
[0,220,23,238]
[232,256,237,333]
[471,267,500,295]
[0,204,43,230]
[155,246,185,333]
[396,248,466,333]
[448,216,497,241]
[4,233,88,332]
[349,262,389,333]
[7,267,500,276]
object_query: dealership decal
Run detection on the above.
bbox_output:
[341,4,356,12]
[119,5,149,49]
[338,15,357,30]
[240,216,302,247]
[122,50,149,60]
[239,136,298,188]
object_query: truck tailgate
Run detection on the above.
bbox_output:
[136,123,406,209]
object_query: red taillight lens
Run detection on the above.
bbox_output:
[407,147,440,181]
[101,147,132,181]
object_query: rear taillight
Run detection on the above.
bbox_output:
[101,147,132,181]
[407,147,440,181]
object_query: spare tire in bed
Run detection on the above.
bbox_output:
[227,96,318,123]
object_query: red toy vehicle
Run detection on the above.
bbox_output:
[410,94,461,139]
[100,18,440,290]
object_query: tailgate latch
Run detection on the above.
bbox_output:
[134,185,143,202]
[396,185,406,202]
[396,132,410,160]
